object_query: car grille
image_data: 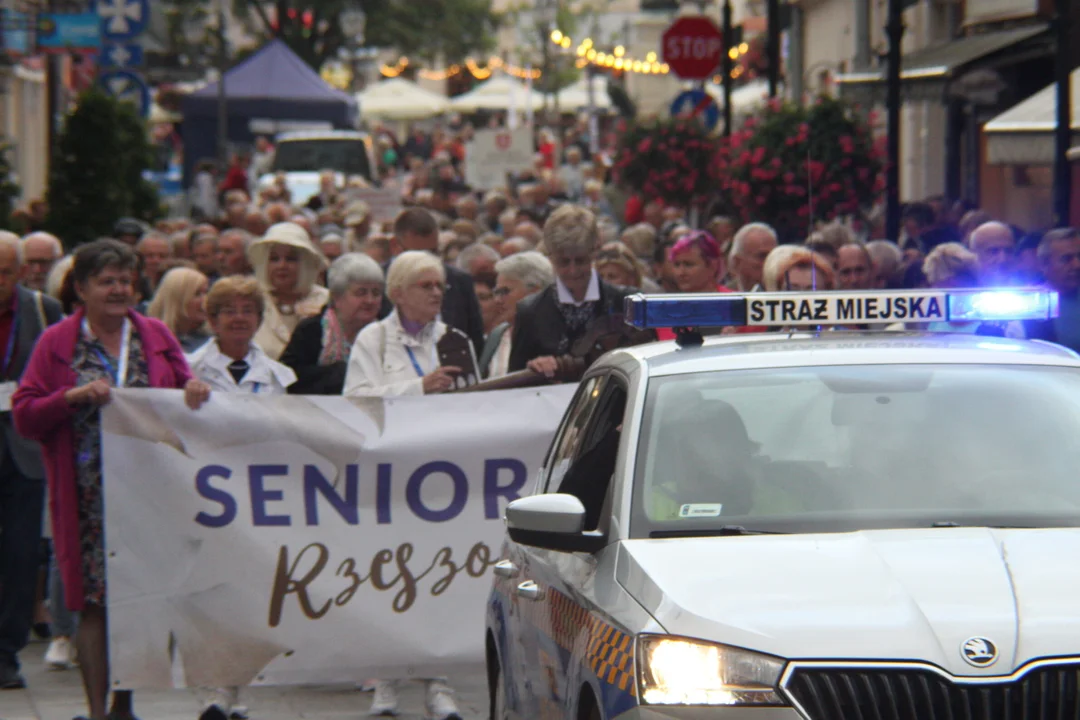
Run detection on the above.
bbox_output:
[784,664,1080,720]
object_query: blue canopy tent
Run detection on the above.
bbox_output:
[180,39,358,185]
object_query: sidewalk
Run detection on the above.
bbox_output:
[0,640,488,720]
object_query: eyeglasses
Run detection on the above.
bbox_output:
[554,255,592,269]
[412,280,446,293]
[493,287,512,298]
[216,305,260,317]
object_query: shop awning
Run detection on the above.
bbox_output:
[984,69,1080,165]
[835,23,1050,104]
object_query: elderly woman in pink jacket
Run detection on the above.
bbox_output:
[13,239,211,720]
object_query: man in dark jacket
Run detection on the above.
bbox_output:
[0,233,64,688]
[1025,228,1080,353]
[509,204,644,374]
[378,208,485,355]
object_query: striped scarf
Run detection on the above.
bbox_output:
[318,308,351,366]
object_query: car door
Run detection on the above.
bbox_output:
[517,375,629,719]
[496,374,607,719]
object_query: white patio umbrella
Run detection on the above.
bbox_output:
[704,78,770,115]
[356,78,450,120]
[449,74,545,113]
[555,75,612,111]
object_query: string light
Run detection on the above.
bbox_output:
[380,56,409,77]
[557,30,673,75]
[379,54,540,80]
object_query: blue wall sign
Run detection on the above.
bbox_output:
[36,12,101,51]
[97,0,148,41]
[670,89,720,132]
[100,70,150,118]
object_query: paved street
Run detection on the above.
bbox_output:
[0,640,489,720]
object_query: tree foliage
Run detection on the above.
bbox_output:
[165,0,500,70]
[46,90,161,247]
[0,141,19,232]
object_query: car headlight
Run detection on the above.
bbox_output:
[636,635,787,706]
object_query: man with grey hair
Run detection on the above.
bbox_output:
[190,230,220,280]
[454,195,479,222]
[0,230,64,689]
[481,251,555,378]
[967,221,1016,286]
[1025,228,1080,352]
[216,228,253,277]
[456,242,500,278]
[866,240,903,288]
[20,232,63,292]
[728,222,778,291]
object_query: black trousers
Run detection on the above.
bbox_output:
[0,450,45,671]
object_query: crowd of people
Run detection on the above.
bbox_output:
[0,122,1078,720]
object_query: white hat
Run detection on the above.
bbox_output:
[248,222,328,271]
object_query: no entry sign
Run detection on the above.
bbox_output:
[662,16,724,80]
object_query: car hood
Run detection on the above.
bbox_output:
[616,528,1080,676]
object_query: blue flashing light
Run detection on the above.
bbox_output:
[625,288,1059,332]
[947,289,1058,323]
[625,293,746,330]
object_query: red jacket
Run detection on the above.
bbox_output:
[12,309,192,610]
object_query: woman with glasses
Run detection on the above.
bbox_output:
[185,276,297,395]
[339,250,467,719]
[342,250,461,397]
[509,204,639,376]
[280,254,385,395]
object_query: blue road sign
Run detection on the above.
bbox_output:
[100,70,150,118]
[1,9,33,55]
[671,89,720,132]
[36,12,101,51]
[99,42,143,68]
[97,0,148,41]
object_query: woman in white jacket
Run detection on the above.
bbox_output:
[184,274,295,720]
[343,250,461,397]
[186,275,297,395]
[341,251,464,720]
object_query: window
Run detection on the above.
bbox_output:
[271,139,373,180]
[631,364,1080,536]
[556,381,628,531]
[544,375,606,493]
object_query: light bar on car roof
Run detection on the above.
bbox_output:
[624,289,1059,330]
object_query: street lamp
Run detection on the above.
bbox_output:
[339,4,367,90]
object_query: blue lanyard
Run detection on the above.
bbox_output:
[84,318,131,387]
[251,382,261,393]
[404,346,425,378]
[1,294,19,376]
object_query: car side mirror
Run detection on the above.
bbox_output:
[506,494,606,553]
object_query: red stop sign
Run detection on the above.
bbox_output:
[662,16,724,80]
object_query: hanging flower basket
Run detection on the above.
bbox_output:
[718,95,885,242]
[613,119,721,210]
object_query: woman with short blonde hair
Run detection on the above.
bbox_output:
[204,275,266,319]
[509,204,645,375]
[146,267,211,352]
[344,251,461,397]
[922,242,979,287]
[762,246,835,292]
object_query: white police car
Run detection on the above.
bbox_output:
[485,288,1080,720]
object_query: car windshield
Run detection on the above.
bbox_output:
[631,364,1080,537]
[271,139,371,178]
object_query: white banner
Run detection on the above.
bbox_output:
[464,128,533,190]
[101,385,576,689]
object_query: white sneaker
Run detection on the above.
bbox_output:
[356,678,378,692]
[369,680,399,716]
[44,636,75,670]
[425,680,462,720]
